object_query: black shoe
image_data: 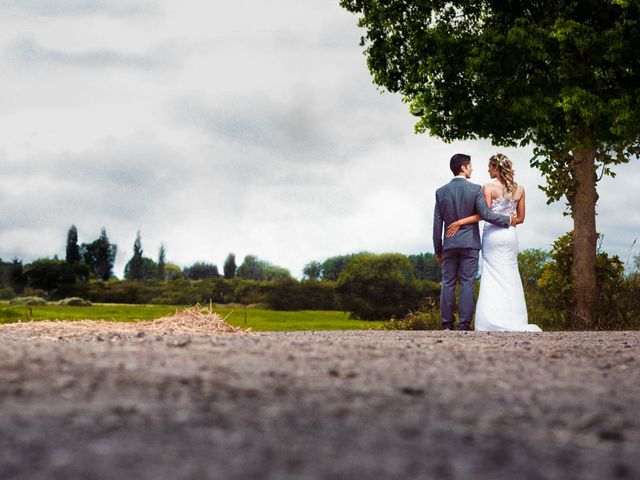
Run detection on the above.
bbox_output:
[442,323,454,330]
[457,325,471,331]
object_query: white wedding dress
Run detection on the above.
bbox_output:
[474,197,542,332]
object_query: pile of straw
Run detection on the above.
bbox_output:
[0,305,253,340]
[148,305,252,335]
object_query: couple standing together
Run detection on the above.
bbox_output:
[433,153,541,332]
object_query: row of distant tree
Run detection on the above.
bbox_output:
[119,230,442,284]
[0,226,442,298]
[64,225,310,282]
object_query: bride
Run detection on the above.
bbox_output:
[446,154,542,332]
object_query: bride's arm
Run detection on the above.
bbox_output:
[483,183,493,209]
[514,187,526,225]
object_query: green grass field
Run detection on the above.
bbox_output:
[0,301,385,331]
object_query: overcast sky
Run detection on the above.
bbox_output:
[1,0,638,278]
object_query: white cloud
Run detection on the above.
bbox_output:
[0,0,157,17]
[8,38,178,70]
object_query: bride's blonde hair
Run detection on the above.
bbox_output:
[489,153,517,197]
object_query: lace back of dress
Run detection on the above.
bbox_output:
[491,196,517,216]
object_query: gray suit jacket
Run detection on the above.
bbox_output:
[433,177,511,255]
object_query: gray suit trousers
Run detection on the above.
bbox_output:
[440,248,479,329]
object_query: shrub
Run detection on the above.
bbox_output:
[22,287,46,297]
[57,297,92,306]
[518,249,551,287]
[616,274,640,329]
[418,280,441,300]
[232,280,268,305]
[265,280,337,310]
[538,232,626,329]
[383,298,441,330]
[9,296,47,306]
[517,249,554,329]
[0,307,22,323]
[0,287,15,300]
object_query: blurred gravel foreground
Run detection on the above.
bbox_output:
[0,329,638,479]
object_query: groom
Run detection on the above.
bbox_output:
[433,153,514,330]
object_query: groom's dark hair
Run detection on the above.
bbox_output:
[450,153,471,175]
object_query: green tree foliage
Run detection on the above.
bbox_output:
[125,231,145,281]
[24,258,77,297]
[302,261,322,281]
[265,279,337,310]
[517,249,551,287]
[223,253,237,279]
[140,258,159,280]
[231,280,267,305]
[0,258,27,296]
[340,0,640,327]
[8,259,26,293]
[0,287,15,300]
[124,259,158,281]
[81,228,117,281]
[237,255,292,281]
[383,298,442,330]
[618,257,640,328]
[321,254,361,281]
[183,262,220,280]
[265,266,292,282]
[517,248,552,328]
[539,232,625,329]
[407,253,441,281]
[157,244,166,281]
[237,255,263,280]
[336,253,423,320]
[164,263,183,280]
[123,233,159,282]
[0,258,26,294]
[65,225,81,264]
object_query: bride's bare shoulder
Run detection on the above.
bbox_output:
[514,184,525,200]
[483,181,500,196]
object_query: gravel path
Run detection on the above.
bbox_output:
[0,330,638,479]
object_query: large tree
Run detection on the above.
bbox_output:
[320,253,362,281]
[65,225,81,265]
[303,261,322,281]
[237,255,292,281]
[81,228,117,281]
[125,231,145,281]
[223,253,237,279]
[157,244,166,281]
[124,233,161,281]
[340,0,640,327]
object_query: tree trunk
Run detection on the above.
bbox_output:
[570,147,598,328]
